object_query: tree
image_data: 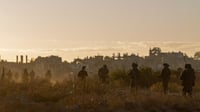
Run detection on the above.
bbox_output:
[194,51,200,60]
[150,47,161,56]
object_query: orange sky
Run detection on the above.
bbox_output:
[0,0,200,62]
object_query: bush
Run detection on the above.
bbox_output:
[150,82,182,93]
[109,68,129,87]
[109,67,161,88]
[139,67,160,88]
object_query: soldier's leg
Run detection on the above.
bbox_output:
[182,87,186,96]
[188,87,193,97]
[105,76,109,84]
[129,80,133,93]
[163,82,167,94]
[165,82,169,94]
[131,81,134,88]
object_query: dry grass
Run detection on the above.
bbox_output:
[0,76,200,112]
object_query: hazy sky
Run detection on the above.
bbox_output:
[0,0,200,61]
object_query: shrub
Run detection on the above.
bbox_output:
[109,68,129,87]
[150,82,182,93]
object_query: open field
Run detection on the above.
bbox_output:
[0,73,200,112]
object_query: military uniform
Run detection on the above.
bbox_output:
[77,66,88,91]
[78,66,88,80]
[160,63,171,94]
[98,65,109,83]
[128,63,140,89]
[180,64,195,96]
[22,69,29,83]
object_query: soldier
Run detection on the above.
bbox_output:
[78,66,88,81]
[160,63,171,95]
[22,69,29,83]
[128,63,140,90]
[29,70,35,82]
[98,65,109,83]
[6,70,13,82]
[180,64,195,97]
[77,66,88,91]
[1,67,5,81]
[14,72,19,82]
[45,70,52,82]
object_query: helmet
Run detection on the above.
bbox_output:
[163,63,169,67]
[185,64,192,69]
[82,66,86,70]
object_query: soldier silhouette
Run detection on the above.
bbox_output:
[98,65,109,83]
[128,63,140,90]
[29,70,35,82]
[160,63,171,95]
[180,64,195,97]
[78,66,88,81]
[6,70,13,82]
[45,70,52,82]
[22,69,29,83]
[77,66,88,91]
[1,67,5,81]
